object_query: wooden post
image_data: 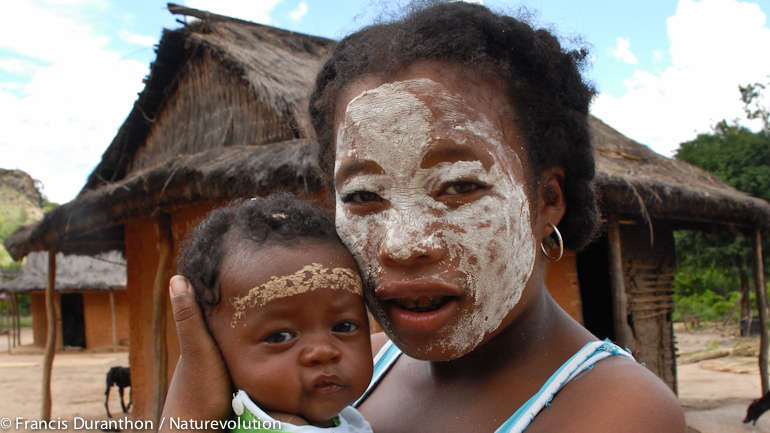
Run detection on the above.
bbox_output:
[753,229,768,394]
[608,216,632,349]
[5,296,10,353]
[109,291,117,352]
[41,250,57,420]
[152,213,173,428]
[11,292,19,347]
[15,292,20,346]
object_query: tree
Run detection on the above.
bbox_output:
[673,82,770,324]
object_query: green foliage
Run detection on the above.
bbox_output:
[0,315,32,331]
[673,290,742,322]
[672,82,770,315]
[675,121,770,201]
[42,200,59,215]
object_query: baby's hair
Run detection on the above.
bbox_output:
[177,193,339,311]
[310,1,598,250]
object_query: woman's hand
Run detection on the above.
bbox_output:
[160,275,231,432]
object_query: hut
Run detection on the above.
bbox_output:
[4,4,769,420]
[1,251,128,350]
[5,4,333,421]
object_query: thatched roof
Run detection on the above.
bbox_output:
[1,251,125,293]
[82,4,333,192]
[590,117,770,232]
[4,6,331,260]
[4,140,323,259]
[4,5,769,261]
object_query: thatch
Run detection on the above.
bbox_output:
[1,251,125,293]
[81,5,333,193]
[4,140,323,260]
[4,5,769,261]
[590,117,770,232]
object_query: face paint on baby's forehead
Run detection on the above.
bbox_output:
[229,263,362,328]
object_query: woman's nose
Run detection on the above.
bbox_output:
[298,337,342,366]
[379,224,445,266]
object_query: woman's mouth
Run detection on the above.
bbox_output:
[377,278,462,333]
[393,295,453,312]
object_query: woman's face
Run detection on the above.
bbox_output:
[333,64,538,360]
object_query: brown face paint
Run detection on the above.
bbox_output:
[230,263,362,327]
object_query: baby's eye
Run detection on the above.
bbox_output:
[332,321,359,334]
[341,191,383,204]
[439,181,487,196]
[263,331,295,344]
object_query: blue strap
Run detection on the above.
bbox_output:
[354,339,632,433]
[494,339,633,433]
[354,340,402,407]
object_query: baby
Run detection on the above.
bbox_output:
[177,193,374,432]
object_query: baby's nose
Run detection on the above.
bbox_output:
[298,337,341,366]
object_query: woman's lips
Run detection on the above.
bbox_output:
[377,278,462,334]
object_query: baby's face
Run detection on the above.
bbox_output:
[208,239,373,425]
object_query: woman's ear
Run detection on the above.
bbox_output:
[538,167,566,238]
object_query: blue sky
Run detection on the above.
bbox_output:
[1,0,769,203]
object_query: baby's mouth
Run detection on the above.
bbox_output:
[311,375,346,395]
[393,296,453,313]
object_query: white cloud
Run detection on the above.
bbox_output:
[652,50,664,63]
[0,1,148,203]
[119,30,156,47]
[592,0,770,156]
[0,59,40,75]
[611,37,638,65]
[289,1,308,21]
[184,0,282,24]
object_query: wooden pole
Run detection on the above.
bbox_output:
[5,296,10,353]
[109,291,117,352]
[753,229,768,395]
[608,216,632,349]
[11,292,19,347]
[15,293,20,346]
[41,250,57,420]
[152,213,173,428]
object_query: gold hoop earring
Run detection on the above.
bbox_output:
[540,222,564,262]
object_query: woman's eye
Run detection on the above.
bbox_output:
[441,181,485,196]
[341,191,383,204]
[263,331,294,344]
[332,321,359,334]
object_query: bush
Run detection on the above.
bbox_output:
[673,290,742,322]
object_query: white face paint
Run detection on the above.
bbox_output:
[334,78,536,358]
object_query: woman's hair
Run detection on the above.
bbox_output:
[177,193,340,311]
[309,2,598,250]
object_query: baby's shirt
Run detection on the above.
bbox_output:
[230,390,373,433]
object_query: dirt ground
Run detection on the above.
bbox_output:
[1,325,770,432]
[0,328,130,432]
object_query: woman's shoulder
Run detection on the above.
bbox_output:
[533,355,686,433]
[370,332,389,355]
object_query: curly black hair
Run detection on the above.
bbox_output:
[309,2,598,250]
[177,193,340,311]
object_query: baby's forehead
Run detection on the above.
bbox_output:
[228,263,362,328]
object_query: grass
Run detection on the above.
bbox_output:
[0,315,32,331]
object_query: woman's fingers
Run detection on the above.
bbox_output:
[162,275,231,430]
[169,275,213,357]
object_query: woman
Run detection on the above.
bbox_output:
[163,3,685,432]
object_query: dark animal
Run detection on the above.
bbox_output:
[744,391,770,425]
[104,366,132,419]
